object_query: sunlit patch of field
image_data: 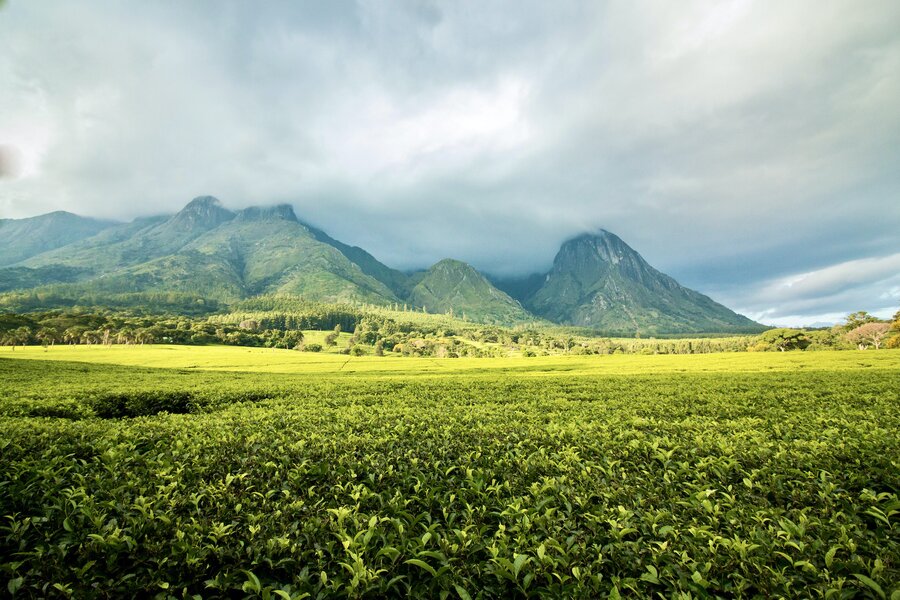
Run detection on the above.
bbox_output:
[4,343,899,377]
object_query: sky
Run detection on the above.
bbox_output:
[1,1,898,327]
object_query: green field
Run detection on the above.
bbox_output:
[1,348,898,598]
[4,343,899,377]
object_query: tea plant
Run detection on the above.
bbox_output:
[0,356,898,598]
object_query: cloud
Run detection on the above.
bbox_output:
[0,1,898,322]
[707,253,900,326]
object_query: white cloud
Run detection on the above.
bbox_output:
[721,254,900,326]
[756,254,900,303]
[0,0,897,323]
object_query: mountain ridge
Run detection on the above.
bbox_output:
[0,198,763,332]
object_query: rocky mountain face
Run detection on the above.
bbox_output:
[497,230,761,334]
[0,199,762,332]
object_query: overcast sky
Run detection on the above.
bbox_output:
[1,1,898,326]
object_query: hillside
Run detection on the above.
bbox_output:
[515,231,762,334]
[408,259,533,325]
[0,211,114,267]
[0,200,762,332]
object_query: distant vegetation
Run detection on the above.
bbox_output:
[1,298,897,356]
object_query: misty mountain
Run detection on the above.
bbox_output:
[0,211,115,267]
[0,198,763,332]
[496,231,761,334]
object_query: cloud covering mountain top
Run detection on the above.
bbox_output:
[1,1,898,325]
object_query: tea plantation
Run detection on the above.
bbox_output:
[1,349,898,598]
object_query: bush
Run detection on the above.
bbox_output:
[303,343,322,352]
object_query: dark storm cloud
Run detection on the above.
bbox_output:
[0,1,898,324]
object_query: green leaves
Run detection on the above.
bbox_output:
[1,359,898,597]
[854,574,885,599]
[7,578,24,596]
[404,559,438,577]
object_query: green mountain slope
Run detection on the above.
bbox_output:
[8,199,401,306]
[23,196,234,274]
[303,223,410,296]
[0,211,115,267]
[408,259,533,324]
[0,200,763,332]
[181,205,401,304]
[522,231,763,334]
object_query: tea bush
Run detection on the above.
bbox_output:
[0,357,898,598]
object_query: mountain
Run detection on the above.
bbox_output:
[501,230,762,334]
[23,196,235,274]
[174,204,401,303]
[303,223,410,297]
[0,200,762,332]
[408,259,533,325]
[7,198,402,306]
[0,211,115,267]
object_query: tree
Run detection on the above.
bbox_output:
[845,322,891,350]
[12,327,32,347]
[758,328,809,352]
[887,310,900,349]
[36,327,60,347]
[238,319,259,332]
[63,326,87,345]
[324,332,338,347]
[843,311,879,331]
[135,329,155,345]
[281,330,304,350]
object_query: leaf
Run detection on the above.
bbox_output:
[7,578,23,595]
[609,585,622,600]
[377,546,401,561]
[241,570,262,594]
[454,584,472,600]
[853,574,885,600]
[825,546,838,569]
[640,565,659,584]
[405,559,438,577]
[513,553,530,577]
[864,508,891,527]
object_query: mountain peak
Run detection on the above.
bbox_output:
[409,257,531,324]
[558,229,635,267]
[169,196,235,230]
[524,229,762,333]
[234,204,298,222]
[431,258,472,271]
[183,195,223,210]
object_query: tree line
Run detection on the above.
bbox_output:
[1,306,898,356]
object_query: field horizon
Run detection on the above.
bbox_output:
[5,343,900,377]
